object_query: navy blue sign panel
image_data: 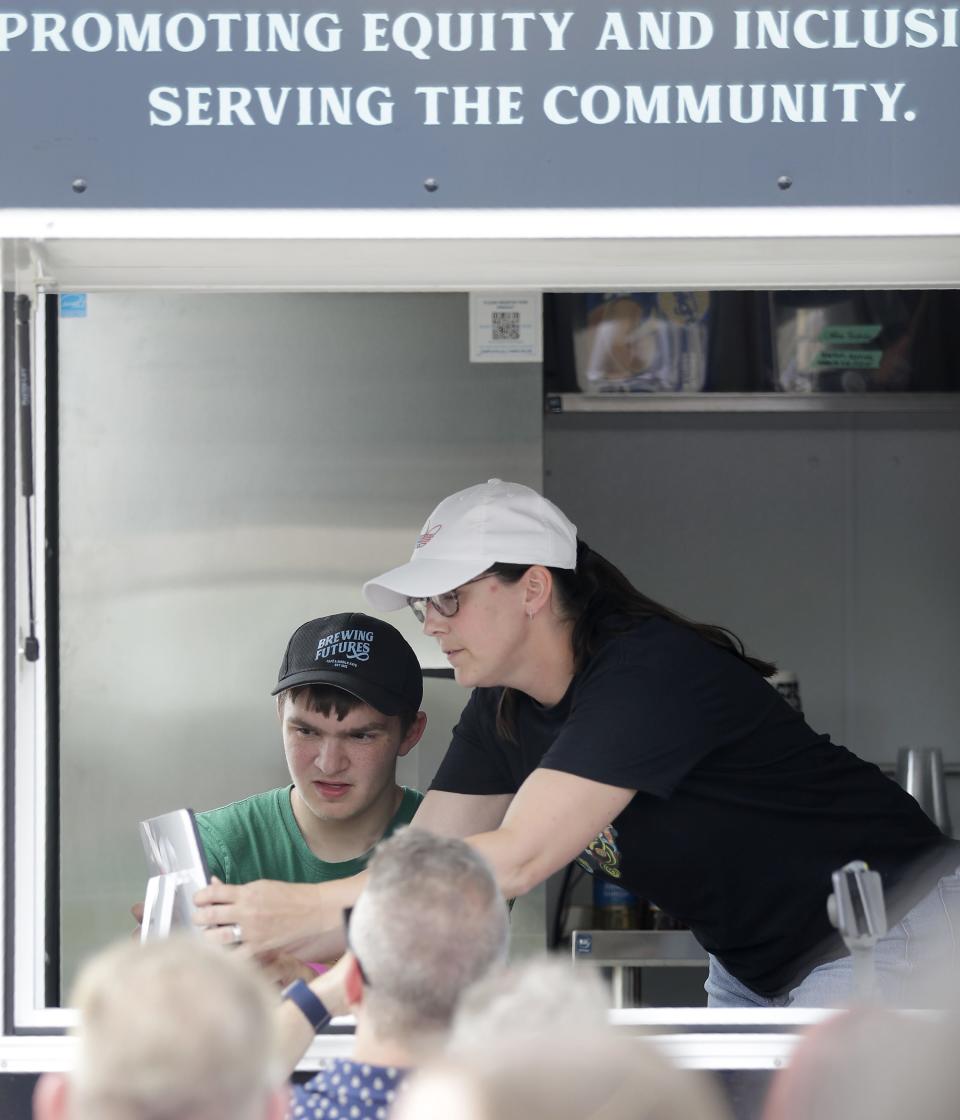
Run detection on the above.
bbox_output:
[0,3,958,208]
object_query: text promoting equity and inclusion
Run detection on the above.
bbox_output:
[0,8,955,128]
[0,10,958,54]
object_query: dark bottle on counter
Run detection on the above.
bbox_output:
[648,903,686,931]
[592,878,648,930]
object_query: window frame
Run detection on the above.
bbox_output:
[2,207,960,1037]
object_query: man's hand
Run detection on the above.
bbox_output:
[130,901,145,941]
[306,952,353,1020]
[254,951,319,990]
[275,953,355,1076]
[192,876,351,960]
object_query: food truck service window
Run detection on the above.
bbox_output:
[2,0,960,1048]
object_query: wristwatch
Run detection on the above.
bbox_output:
[281,979,332,1033]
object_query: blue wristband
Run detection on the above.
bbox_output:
[282,979,332,1033]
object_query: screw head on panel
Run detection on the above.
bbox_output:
[777,175,793,191]
[423,178,439,193]
[71,178,88,194]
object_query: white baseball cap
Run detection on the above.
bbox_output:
[362,479,578,612]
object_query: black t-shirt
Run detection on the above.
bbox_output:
[431,616,960,997]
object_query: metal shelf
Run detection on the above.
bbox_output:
[572,929,708,968]
[546,392,960,415]
[572,930,708,1010]
[878,761,960,777]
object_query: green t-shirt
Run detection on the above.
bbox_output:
[195,785,423,885]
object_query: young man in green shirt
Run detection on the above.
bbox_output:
[196,611,426,895]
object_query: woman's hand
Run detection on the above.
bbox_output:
[192,877,330,956]
[192,875,363,960]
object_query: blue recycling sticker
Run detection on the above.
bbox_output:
[59,294,87,318]
[574,933,593,956]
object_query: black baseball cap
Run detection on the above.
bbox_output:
[271,612,423,716]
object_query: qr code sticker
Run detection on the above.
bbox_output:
[491,311,521,341]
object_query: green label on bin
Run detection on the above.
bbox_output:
[818,325,882,344]
[813,349,883,369]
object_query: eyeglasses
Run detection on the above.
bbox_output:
[407,573,496,624]
[343,906,371,987]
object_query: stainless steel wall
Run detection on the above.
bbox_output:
[56,292,542,989]
[545,409,960,828]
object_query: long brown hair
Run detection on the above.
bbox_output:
[490,540,776,741]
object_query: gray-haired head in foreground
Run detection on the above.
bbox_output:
[348,827,509,1044]
[448,956,609,1054]
[431,958,730,1120]
[394,1033,732,1120]
[65,935,282,1120]
[762,1004,960,1120]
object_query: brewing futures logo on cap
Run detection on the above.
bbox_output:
[315,628,374,664]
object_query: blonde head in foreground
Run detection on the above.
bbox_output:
[34,935,286,1120]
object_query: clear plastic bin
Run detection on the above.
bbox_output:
[574,292,711,393]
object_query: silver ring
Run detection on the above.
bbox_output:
[228,922,243,945]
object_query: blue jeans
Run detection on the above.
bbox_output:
[705,867,960,1008]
